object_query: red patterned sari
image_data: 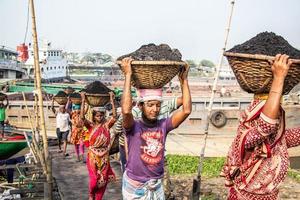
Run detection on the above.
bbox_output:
[86,118,116,200]
[221,99,300,200]
[70,110,87,144]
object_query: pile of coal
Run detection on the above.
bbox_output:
[84,81,111,94]
[55,91,67,97]
[69,92,81,98]
[227,32,300,58]
[117,43,182,61]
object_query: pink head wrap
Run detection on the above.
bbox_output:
[137,88,163,103]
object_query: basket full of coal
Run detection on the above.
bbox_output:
[117,43,185,89]
[70,92,81,105]
[53,91,68,105]
[224,32,300,94]
[84,81,111,106]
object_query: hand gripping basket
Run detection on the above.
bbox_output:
[117,60,184,89]
[85,93,110,107]
[224,52,300,95]
[53,96,68,105]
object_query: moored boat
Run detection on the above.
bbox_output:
[0,129,31,160]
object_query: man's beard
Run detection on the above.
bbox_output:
[141,113,158,127]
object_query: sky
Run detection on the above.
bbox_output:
[1,0,299,63]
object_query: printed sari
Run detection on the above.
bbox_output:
[87,118,116,200]
[70,110,87,144]
[221,99,300,200]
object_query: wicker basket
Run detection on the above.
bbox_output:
[70,97,81,105]
[117,60,184,89]
[224,52,300,94]
[53,96,68,105]
[85,93,110,107]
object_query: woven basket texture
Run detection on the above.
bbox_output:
[53,97,68,105]
[118,61,184,89]
[224,52,300,94]
[85,93,110,107]
[70,97,81,105]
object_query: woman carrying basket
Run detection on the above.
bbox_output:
[221,54,300,200]
[81,91,117,200]
[70,99,88,162]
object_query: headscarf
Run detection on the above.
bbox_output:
[92,107,106,113]
[137,88,163,103]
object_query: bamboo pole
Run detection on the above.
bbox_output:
[29,0,53,199]
[192,1,236,200]
[34,76,40,141]
[23,131,38,163]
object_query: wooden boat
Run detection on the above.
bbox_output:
[0,128,31,160]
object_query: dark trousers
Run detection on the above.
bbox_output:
[0,156,25,183]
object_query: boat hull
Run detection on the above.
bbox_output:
[0,140,28,160]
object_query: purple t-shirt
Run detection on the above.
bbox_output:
[125,118,174,183]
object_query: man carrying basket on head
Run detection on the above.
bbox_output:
[120,57,192,200]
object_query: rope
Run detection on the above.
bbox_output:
[192,1,236,199]
[23,0,30,44]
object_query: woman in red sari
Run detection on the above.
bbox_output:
[221,54,300,200]
[82,92,117,200]
[70,101,88,162]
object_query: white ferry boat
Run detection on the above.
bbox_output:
[24,40,68,82]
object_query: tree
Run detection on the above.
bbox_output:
[199,59,215,68]
[185,59,197,69]
[81,53,96,65]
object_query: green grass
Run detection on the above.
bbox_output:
[202,194,218,200]
[288,169,300,183]
[166,155,225,177]
[167,155,300,183]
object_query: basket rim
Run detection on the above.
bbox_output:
[116,60,185,66]
[224,52,300,64]
[85,93,110,97]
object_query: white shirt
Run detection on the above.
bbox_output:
[221,87,227,95]
[56,112,70,132]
